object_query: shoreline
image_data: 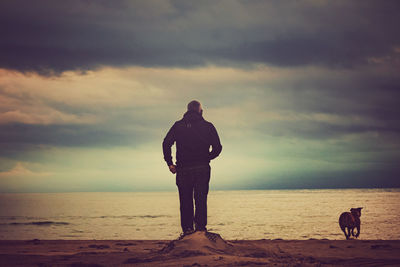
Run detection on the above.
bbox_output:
[1,236,399,266]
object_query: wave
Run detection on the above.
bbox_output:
[4,221,70,226]
[0,215,171,221]
[97,215,171,219]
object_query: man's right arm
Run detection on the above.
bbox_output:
[162,122,176,166]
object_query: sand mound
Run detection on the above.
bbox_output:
[160,231,234,256]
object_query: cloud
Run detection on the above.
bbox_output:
[0,64,399,151]
[0,1,399,192]
[0,108,98,125]
[0,162,51,178]
[1,0,400,73]
[0,61,399,191]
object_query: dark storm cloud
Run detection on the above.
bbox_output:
[1,0,400,73]
[0,123,151,149]
[301,78,400,121]
[256,120,400,140]
[0,92,178,156]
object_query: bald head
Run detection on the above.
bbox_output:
[187,100,202,114]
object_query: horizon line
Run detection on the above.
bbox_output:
[1,187,400,194]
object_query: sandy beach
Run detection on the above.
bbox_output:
[1,232,399,266]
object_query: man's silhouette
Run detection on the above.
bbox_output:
[162,100,222,235]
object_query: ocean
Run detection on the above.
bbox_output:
[0,189,399,240]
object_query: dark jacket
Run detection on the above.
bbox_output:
[162,110,222,168]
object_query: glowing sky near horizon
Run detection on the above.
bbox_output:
[0,0,399,192]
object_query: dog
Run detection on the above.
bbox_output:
[339,207,362,240]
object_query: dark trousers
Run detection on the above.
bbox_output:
[176,164,211,232]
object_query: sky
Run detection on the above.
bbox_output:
[0,0,399,192]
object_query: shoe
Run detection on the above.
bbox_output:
[178,228,195,240]
[195,222,207,232]
[195,226,207,232]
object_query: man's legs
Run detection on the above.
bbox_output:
[176,169,195,232]
[193,164,211,231]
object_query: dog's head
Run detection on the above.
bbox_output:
[350,207,363,218]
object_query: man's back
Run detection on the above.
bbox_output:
[162,100,222,234]
[163,109,222,168]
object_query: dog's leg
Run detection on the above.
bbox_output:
[346,227,352,240]
[341,225,348,239]
[355,225,360,238]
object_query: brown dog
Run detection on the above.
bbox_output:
[339,207,362,240]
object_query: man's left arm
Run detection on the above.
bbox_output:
[209,124,222,160]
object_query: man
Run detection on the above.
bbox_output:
[162,100,222,236]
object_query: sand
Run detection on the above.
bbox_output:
[1,232,399,266]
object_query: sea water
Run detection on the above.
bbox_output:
[0,189,399,240]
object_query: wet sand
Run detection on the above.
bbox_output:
[1,232,399,266]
